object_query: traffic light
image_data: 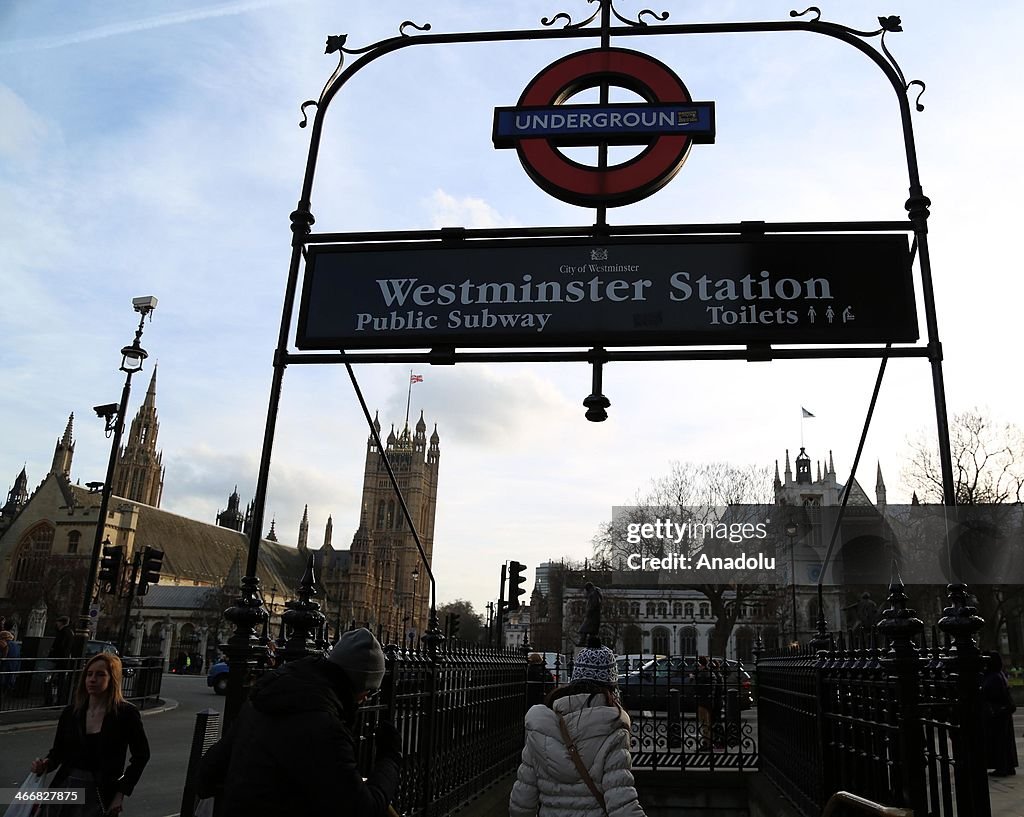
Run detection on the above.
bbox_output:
[137,546,164,596]
[507,560,526,611]
[450,613,461,640]
[97,543,124,594]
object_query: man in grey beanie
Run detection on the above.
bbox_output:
[197,628,401,816]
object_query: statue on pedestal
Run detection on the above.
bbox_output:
[578,582,603,647]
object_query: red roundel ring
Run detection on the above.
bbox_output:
[516,48,693,207]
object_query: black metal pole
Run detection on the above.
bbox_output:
[117,550,142,654]
[497,563,508,648]
[75,312,149,657]
[788,536,798,644]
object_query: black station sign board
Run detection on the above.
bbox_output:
[296,235,917,350]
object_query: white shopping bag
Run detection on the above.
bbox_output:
[6,771,56,817]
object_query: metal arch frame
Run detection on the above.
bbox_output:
[223,0,958,724]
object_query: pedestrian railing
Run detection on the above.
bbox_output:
[612,653,758,771]
[0,655,164,714]
[374,640,526,817]
[184,634,525,817]
[757,578,991,817]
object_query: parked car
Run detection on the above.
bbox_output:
[619,656,753,712]
[207,659,229,694]
[615,654,664,683]
[85,640,141,668]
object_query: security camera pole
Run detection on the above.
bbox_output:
[74,297,157,658]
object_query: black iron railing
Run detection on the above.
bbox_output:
[756,579,991,817]
[0,655,164,715]
[615,653,759,771]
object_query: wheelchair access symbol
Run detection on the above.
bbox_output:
[493,48,715,207]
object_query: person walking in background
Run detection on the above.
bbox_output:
[0,630,21,690]
[47,615,74,706]
[49,616,74,659]
[196,627,402,816]
[0,630,20,709]
[510,643,647,817]
[982,651,1018,777]
[692,656,715,751]
[30,653,151,815]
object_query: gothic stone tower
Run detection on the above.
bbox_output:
[111,368,164,507]
[336,411,440,638]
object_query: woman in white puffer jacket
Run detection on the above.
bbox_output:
[510,645,647,817]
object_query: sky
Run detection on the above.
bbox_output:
[2,1,1022,617]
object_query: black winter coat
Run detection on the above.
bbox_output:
[46,701,150,807]
[197,656,400,817]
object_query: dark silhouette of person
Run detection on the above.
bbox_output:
[844,592,879,630]
[526,653,554,709]
[47,615,74,706]
[197,628,401,815]
[982,651,1018,776]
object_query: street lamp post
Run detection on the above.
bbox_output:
[785,521,799,645]
[75,297,157,657]
[411,565,420,636]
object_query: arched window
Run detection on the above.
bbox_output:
[630,602,641,618]
[11,522,55,585]
[376,501,386,528]
[806,598,819,627]
[735,627,755,663]
[67,530,81,554]
[385,500,395,529]
[684,602,694,618]
[645,602,656,618]
[680,626,697,656]
[657,602,667,618]
[699,602,710,619]
[651,627,670,655]
[673,601,683,617]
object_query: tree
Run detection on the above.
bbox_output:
[902,408,1024,504]
[437,599,486,643]
[901,409,1024,656]
[593,461,775,656]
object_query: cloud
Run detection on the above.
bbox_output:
[0,84,49,159]
[384,365,576,447]
[426,189,519,230]
[0,0,304,55]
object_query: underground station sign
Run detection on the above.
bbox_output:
[492,48,715,207]
[296,236,918,350]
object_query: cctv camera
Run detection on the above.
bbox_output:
[132,295,158,314]
[93,403,118,419]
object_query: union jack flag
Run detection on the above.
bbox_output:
[410,374,424,384]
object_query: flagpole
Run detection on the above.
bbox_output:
[405,369,412,427]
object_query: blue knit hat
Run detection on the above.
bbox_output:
[570,645,616,685]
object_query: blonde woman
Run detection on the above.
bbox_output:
[31,653,150,816]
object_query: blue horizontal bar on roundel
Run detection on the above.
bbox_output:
[492,102,715,147]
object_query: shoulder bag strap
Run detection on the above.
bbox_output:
[557,715,609,816]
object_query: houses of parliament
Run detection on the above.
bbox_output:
[0,368,440,641]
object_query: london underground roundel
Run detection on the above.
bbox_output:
[493,48,715,207]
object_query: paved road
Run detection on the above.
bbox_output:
[0,674,224,817]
